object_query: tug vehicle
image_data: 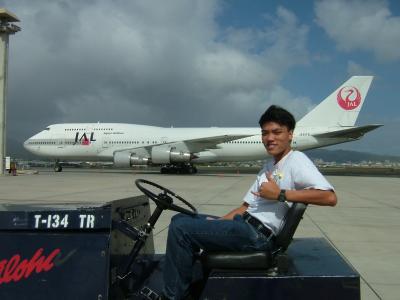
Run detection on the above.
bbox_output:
[0,180,360,299]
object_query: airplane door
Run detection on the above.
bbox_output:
[102,135,110,149]
[56,134,64,148]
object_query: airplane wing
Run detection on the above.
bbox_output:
[313,124,383,139]
[113,134,254,155]
[181,134,254,152]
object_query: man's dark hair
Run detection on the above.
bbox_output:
[258,105,296,131]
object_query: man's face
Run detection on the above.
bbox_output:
[261,121,293,160]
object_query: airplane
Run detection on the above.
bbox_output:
[23,76,382,174]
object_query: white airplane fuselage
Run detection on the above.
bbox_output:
[23,76,382,170]
[23,123,358,163]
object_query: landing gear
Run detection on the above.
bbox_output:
[54,160,62,172]
[160,163,198,174]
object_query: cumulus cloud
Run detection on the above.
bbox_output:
[315,0,400,62]
[347,61,374,76]
[1,0,311,145]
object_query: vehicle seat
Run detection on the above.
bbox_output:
[200,203,307,270]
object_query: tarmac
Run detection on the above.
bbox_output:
[1,167,399,300]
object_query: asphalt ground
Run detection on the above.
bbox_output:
[1,167,399,299]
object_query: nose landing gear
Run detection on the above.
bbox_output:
[54,160,62,172]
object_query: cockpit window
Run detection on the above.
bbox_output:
[45,127,50,131]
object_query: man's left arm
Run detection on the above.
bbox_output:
[284,188,337,206]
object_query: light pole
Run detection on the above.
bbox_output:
[0,8,20,175]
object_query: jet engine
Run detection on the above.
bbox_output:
[151,146,192,164]
[113,152,149,167]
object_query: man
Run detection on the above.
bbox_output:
[161,105,337,299]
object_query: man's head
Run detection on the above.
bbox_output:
[259,105,296,161]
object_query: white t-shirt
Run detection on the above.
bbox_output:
[243,150,334,235]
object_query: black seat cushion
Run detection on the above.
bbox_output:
[200,203,307,271]
[201,251,272,270]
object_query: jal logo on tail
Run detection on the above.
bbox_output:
[74,132,96,146]
[337,86,362,110]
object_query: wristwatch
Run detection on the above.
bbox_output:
[278,189,286,202]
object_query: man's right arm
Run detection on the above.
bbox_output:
[219,202,249,220]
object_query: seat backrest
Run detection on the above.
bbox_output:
[274,202,307,252]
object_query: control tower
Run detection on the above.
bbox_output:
[0,8,20,175]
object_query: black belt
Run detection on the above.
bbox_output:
[243,212,274,238]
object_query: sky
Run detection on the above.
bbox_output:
[1,0,400,156]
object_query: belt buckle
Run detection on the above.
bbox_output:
[140,286,159,300]
[255,222,271,237]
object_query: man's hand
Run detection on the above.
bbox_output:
[251,172,281,200]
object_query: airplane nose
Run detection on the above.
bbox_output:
[23,139,32,151]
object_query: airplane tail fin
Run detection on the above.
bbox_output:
[297,76,373,127]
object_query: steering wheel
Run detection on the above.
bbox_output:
[135,179,197,216]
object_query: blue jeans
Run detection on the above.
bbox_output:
[162,213,273,299]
